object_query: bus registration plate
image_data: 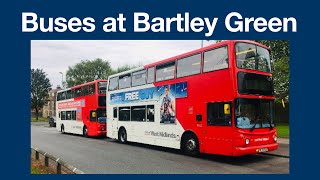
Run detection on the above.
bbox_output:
[258,148,268,153]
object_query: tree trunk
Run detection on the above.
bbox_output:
[35,108,39,121]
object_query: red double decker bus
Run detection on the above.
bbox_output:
[107,40,278,156]
[56,80,107,137]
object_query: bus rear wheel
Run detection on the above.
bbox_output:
[118,128,127,144]
[83,126,88,137]
[182,133,199,156]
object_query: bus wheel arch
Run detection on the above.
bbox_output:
[83,126,88,137]
[118,127,127,144]
[181,130,200,156]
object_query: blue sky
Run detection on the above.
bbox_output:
[31,40,217,88]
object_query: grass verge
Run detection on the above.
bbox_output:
[31,159,55,174]
[31,117,48,122]
[276,123,289,138]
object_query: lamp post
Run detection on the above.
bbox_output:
[201,40,211,48]
[59,72,63,89]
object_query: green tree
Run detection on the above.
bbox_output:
[273,57,289,102]
[255,40,289,61]
[66,58,113,87]
[31,69,52,120]
[256,40,290,103]
[112,64,139,74]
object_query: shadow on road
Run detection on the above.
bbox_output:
[109,140,274,165]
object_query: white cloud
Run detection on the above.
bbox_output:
[31,40,216,88]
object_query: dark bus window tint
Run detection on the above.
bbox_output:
[82,86,88,96]
[66,111,72,120]
[177,53,201,78]
[147,105,155,122]
[57,92,61,101]
[75,88,81,97]
[119,74,131,89]
[66,90,72,99]
[203,46,229,72]
[113,107,118,118]
[156,61,175,82]
[72,111,76,120]
[132,70,146,86]
[61,111,66,120]
[119,107,130,121]
[98,82,107,94]
[237,72,274,96]
[147,67,155,83]
[89,84,95,95]
[98,96,106,106]
[207,102,232,126]
[131,106,146,122]
[71,89,75,98]
[109,77,118,91]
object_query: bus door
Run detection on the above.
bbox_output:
[89,110,97,133]
[111,107,118,138]
[203,102,233,156]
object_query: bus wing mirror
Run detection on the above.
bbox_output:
[224,104,231,115]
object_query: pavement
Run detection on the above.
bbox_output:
[263,138,289,158]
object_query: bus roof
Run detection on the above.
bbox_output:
[108,40,269,79]
[57,79,107,93]
[71,79,107,89]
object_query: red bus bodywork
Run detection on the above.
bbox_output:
[57,80,107,137]
[144,40,278,156]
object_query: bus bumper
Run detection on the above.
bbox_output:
[94,130,106,136]
[233,143,278,156]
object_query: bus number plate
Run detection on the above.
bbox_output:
[258,148,268,153]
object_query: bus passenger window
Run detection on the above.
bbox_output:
[156,61,175,82]
[147,67,155,84]
[147,105,155,122]
[72,111,76,120]
[177,53,201,78]
[61,111,66,120]
[61,91,66,100]
[203,46,228,72]
[207,102,232,126]
[119,74,131,89]
[132,70,146,86]
[66,111,72,120]
[82,86,89,96]
[119,107,130,121]
[89,84,95,94]
[75,88,81,97]
[109,77,119,91]
[113,107,118,118]
[131,106,146,122]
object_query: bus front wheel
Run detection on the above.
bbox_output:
[182,133,199,156]
[118,128,127,144]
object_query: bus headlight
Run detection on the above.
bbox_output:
[274,135,277,142]
[245,138,250,145]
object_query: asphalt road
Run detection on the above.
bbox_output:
[31,124,289,174]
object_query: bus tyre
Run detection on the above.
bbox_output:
[182,133,199,156]
[83,126,88,138]
[61,125,65,133]
[118,128,127,144]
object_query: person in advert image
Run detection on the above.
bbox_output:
[160,86,175,124]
